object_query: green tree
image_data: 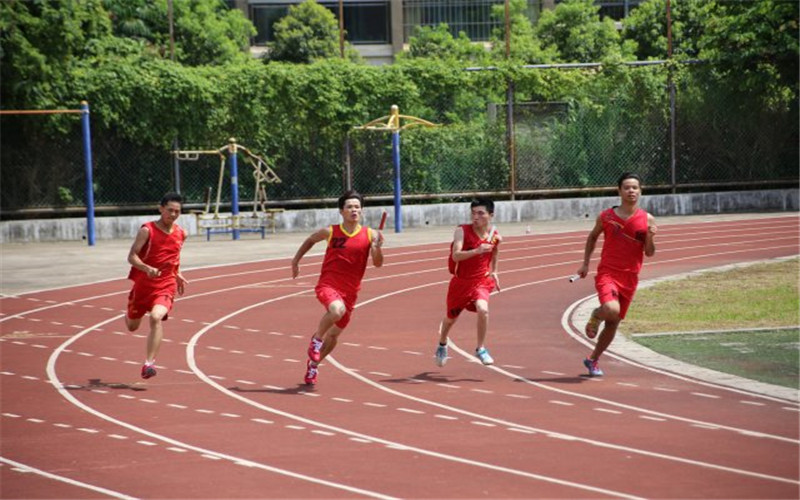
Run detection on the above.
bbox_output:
[0,0,112,109]
[535,0,635,62]
[400,23,486,62]
[623,0,714,60]
[697,0,798,111]
[102,0,255,65]
[268,0,358,63]
[489,0,552,64]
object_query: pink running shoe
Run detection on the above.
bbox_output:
[307,337,323,363]
[304,360,318,385]
[141,363,157,379]
[583,357,604,377]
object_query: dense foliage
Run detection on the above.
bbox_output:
[0,0,796,210]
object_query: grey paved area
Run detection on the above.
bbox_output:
[0,212,792,296]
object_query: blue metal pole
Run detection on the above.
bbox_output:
[228,138,240,240]
[80,101,96,246]
[392,130,402,233]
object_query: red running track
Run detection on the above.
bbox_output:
[1,216,798,499]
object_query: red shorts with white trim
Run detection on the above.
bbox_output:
[446,276,494,319]
[126,284,174,321]
[315,284,357,329]
[594,271,638,320]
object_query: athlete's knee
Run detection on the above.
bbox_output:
[149,306,168,323]
[328,302,346,320]
[125,317,141,332]
[475,300,489,317]
[601,302,621,323]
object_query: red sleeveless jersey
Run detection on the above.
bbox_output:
[597,207,648,275]
[128,221,186,286]
[318,224,373,292]
[449,224,500,280]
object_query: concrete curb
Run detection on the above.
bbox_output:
[568,257,800,403]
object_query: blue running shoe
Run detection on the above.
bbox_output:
[435,344,448,367]
[583,357,604,377]
[475,347,494,365]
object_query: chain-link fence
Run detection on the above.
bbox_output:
[2,62,797,217]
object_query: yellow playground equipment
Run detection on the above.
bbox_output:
[173,138,284,240]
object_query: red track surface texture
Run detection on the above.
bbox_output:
[2,216,798,499]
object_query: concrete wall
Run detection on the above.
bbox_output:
[2,189,797,243]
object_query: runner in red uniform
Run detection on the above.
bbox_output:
[291,191,384,385]
[576,173,657,376]
[125,192,188,380]
[435,198,502,367]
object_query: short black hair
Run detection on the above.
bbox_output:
[617,172,642,188]
[338,190,364,210]
[470,197,494,214]
[161,192,183,206]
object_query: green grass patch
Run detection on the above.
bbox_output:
[624,258,799,388]
[635,329,800,388]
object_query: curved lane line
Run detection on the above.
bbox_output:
[0,456,137,500]
[44,312,400,500]
[189,278,797,489]
[185,291,646,500]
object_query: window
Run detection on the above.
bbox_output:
[403,0,541,43]
[251,5,289,45]
[249,1,391,46]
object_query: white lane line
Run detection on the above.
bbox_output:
[0,457,136,500]
[186,288,651,499]
[437,383,461,389]
[364,402,387,408]
[47,313,399,500]
[167,403,188,409]
[550,401,574,407]
[434,414,458,420]
[332,398,353,403]
[108,434,127,440]
[471,421,496,427]
[740,400,766,406]
[639,416,667,422]
[594,408,623,415]
[397,408,424,415]
[691,392,721,399]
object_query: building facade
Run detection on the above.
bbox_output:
[233,0,642,64]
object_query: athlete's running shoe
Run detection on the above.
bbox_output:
[141,363,157,380]
[583,357,604,377]
[307,336,323,363]
[475,347,494,366]
[304,360,318,385]
[435,344,448,367]
[585,309,602,339]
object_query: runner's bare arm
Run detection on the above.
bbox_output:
[127,226,160,278]
[291,227,331,278]
[577,215,603,278]
[645,213,657,257]
[370,228,384,268]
